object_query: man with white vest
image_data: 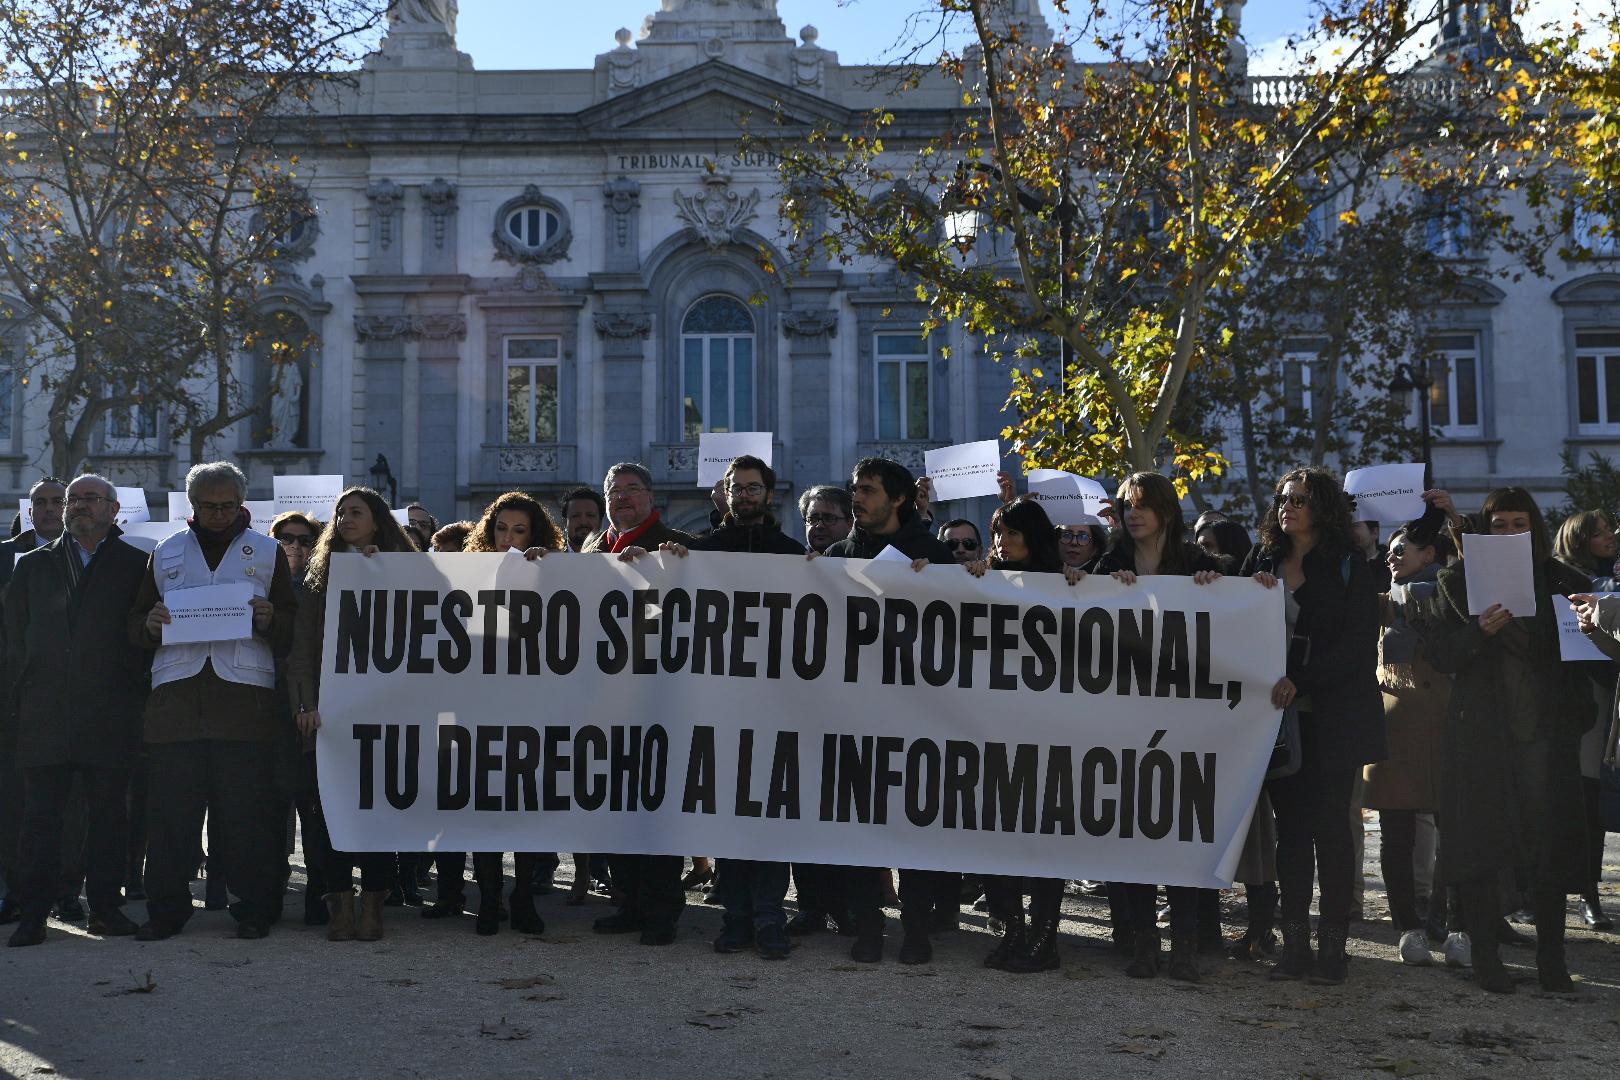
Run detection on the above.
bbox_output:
[126,462,298,941]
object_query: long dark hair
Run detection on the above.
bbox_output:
[1115,471,1197,573]
[306,485,418,593]
[990,497,1063,573]
[1257,467,1354,561]
[466,491,565,554]
[1480,486,1553,566]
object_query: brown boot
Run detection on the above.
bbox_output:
[325,890,356,942]
[356,890,387,941]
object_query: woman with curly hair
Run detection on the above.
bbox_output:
[1240,467,1384,985]
[462,491,564,935]
[288,486,420,942]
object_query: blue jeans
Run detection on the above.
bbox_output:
[716,858,789,932]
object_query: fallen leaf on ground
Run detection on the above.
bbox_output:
[104,971,157,997]
[478,1018,530,1041]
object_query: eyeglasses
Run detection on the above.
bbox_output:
[64,494,111,506]
[277,534,316,549]
[729,483,767,497]
[195,500,241,514]
[1389,542,1407,558]
[1273,493,1310,510]
[945,538,980,552]
[805,513,848,527]
[1057,529,1094,544]
[608,486,649,500]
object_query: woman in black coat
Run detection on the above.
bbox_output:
[1093,472,1224,982]
[960,498,1084,973]
[1240,467,1384,985]
[1427,487,1592,993]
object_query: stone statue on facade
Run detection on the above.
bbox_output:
[390,0,458,34]
[266,361,304,448]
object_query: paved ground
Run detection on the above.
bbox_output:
[2,829,1618,1080]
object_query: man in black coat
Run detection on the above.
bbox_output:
[813,457,959,965]
[655,455,805,959]
[0,477,89,925]
[5,475,150,947]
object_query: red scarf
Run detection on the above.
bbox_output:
[606,509,662,554]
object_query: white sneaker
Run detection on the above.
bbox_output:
[1442,930,1472,968]
[1399,928,1433,966]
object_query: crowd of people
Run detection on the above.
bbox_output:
[0,453,1615,997]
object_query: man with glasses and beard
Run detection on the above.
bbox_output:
[798,484,851,555]
[645,455,804,959]
[936,518,983,565]
[5,476,149,947]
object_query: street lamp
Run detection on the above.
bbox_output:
[1389,362,1435,489]
[368,453,397,507]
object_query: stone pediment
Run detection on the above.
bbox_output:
[580,61,851,136]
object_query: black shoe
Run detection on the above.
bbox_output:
[397,880,423,908]
[702,885,723,907]
[984,921,1026,969]
[421,897,466,919]
[7,916,47,947]
[88,908,138,937]
[303,892,330,927]
[1580,896,1614,932]
[1167,937,1201,982]
[1003,920,1061,974]
[897,931,933,965]
[1537,938,1573,993]
[849,933,884,963]
[929,907,959,935]
[1309,924,1348,985]
[639,922,677,946]
[1111,927,1136,956]
[475,900,500,936]
[593,911,645,935]
[134,920,182,942]
[0,897,20,925]
[713,920,754,954]
[785,910,826,936]
[531,869,556,896]
[1497,918,1534,946]
[509,896,545,936]
[756,924,792,960]
[1473,944,1516,994]
[383,886,406,908]
[1125,932,1161,978]
[53,896,85,922]
[236,921,270,940]
[1269,921,1313,981]
[124,879,147,903]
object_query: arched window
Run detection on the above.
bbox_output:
[680,295,755,441]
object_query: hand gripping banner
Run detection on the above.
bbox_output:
[316,551,1285,888]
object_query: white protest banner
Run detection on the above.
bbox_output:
[1556,595,1611,662]
[1344,463,1426,524]
[119,520,186,554]
[244,501,276,528]
[697,432,773,488]
[1027,469,1110,526]
[316,552,1285,888]
[161,582,254,644]
[274,474,345,519]
[115,487,150,526]
[1462,531,1538,617]
[923,440,1002,502]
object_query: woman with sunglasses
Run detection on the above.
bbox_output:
[1091,472,1223,982]
[462,491,566,936]
[1241,468,1384,985]
[961,498,1085,973]
[1429,488,1594,993]
[288,487,420,942]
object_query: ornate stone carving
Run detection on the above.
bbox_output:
[412,313,467,341]
[593,311,652,339]
[781,309,838,339]
[498,446,560,473]
[673,173,760,250]
[863,441,934,473]
[603,176,640,251]
[793,25,826,89]
[367,180,403,252]
[354,313,411,342]
[607,27,640,93]
[492,184,572,265]
[665,444,698,473]
[421,178,457,251]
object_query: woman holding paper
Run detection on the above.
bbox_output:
[1092,472,1223,983]
[1241,467,1384,986]
[463,491,565,936]
[288,486,419,942]
[1427,487,1593,993]
[961,497,1083,973]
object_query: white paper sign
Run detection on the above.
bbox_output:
[166,491,189,521]
[697,432,773,488]
[161,582,254,644]
[119,520,187,554]
[1556,595,1612,662]
[1462,531,1537,618]
[274,475,345,519]
[244,501,276,528]
[115,487,151,526]
[16,499,32,529]
[392,508,412,525]
[1344,463,1426,524]
[924,439,1001,502]
[1027,469,1110,526]
[871,544,913,565]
